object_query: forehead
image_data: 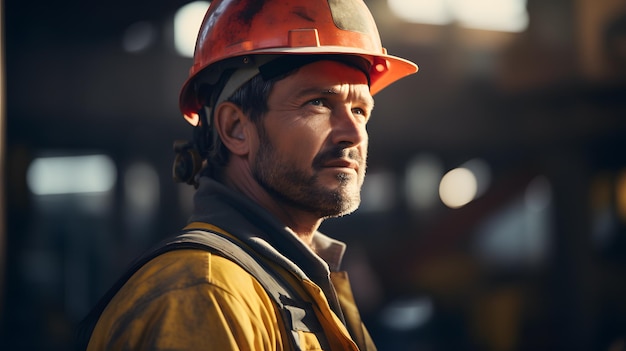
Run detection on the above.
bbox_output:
[273,60,373,100]
[289,60,369,84]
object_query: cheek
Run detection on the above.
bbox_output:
[360,129,369,155]
[278,123,327,158]
[289,134,324,164]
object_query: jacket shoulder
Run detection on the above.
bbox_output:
[88,250,285,350]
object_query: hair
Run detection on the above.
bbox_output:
[202,71,287,177]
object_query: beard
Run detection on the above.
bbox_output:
[251,127,366,218]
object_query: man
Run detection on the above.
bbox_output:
[83,0,417,350]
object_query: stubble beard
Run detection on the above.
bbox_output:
[252,130,365,219]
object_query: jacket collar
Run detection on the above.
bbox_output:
[188,176,347,278]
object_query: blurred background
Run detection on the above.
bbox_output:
[2,0,626,350]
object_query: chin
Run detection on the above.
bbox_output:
[320,192,361,219]
[322,206,359,219]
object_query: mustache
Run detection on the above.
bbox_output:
[312,146,365,169]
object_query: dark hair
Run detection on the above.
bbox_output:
[203,72,285,176]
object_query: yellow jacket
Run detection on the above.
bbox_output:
[86,178,376,350]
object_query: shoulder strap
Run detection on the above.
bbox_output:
[172,230,320,348]
[76,229,320,350]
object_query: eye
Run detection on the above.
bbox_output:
[352,108,365,115]
[308,98,325,107]
[352,107,371,121]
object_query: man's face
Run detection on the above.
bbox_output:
[251,60,373,218]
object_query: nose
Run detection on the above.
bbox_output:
[330,106,368,147]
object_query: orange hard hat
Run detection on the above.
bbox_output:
[179,0,418,124]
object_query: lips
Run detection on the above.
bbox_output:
[313,147,364,173]
[323,158,359,172]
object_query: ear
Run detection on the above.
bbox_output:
[213,101,251,156]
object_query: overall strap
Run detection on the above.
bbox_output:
[76,227,319,350]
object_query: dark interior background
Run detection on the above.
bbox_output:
[3,0,626,350]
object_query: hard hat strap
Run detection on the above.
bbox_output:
[214,66,261,112]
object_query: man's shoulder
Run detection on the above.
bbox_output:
[124,249,268,300]
[89,250,285,350]
[98,250,277,329]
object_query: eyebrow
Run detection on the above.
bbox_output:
[296,87,375,108]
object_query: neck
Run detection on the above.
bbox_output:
[221,162,322,247]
